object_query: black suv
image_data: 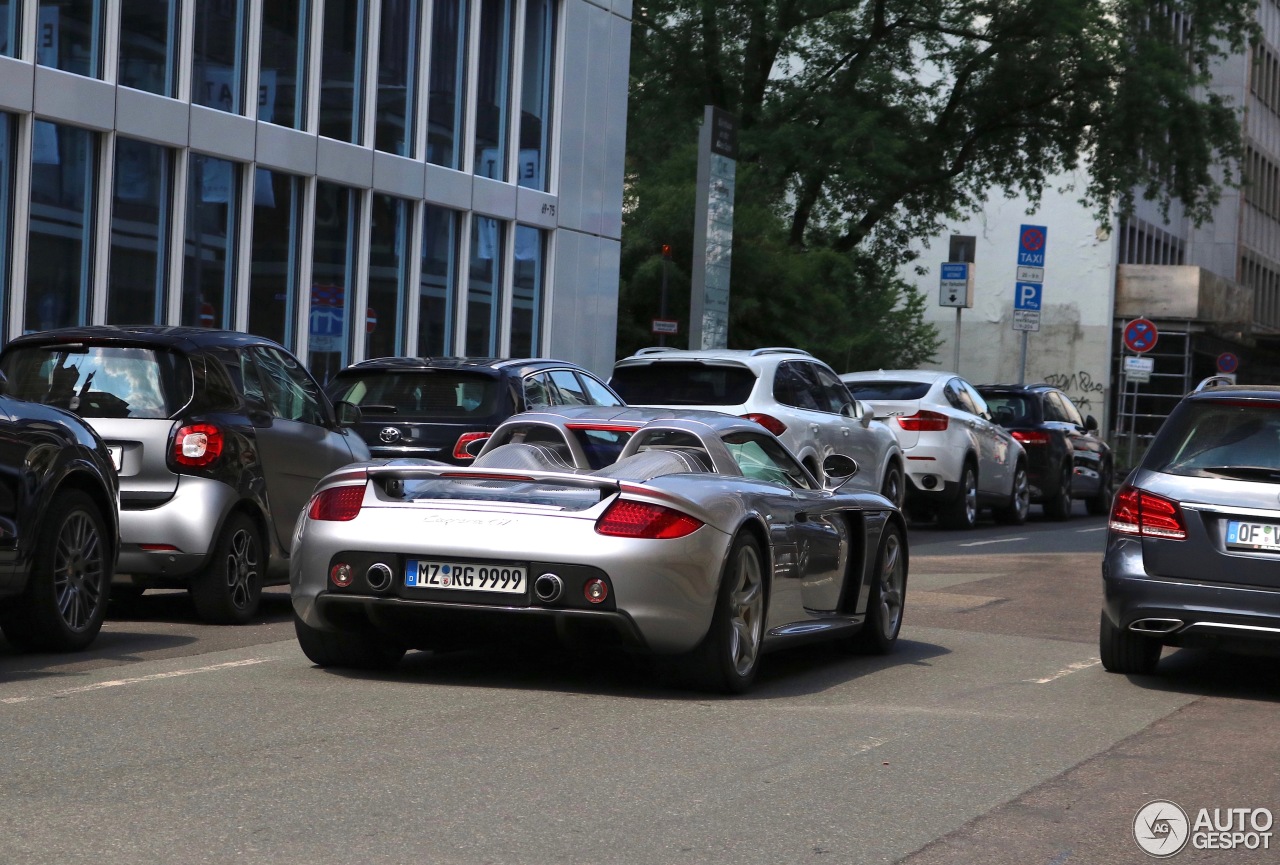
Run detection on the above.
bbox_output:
[0,327,369,624]
[324,357,625,464]
[976,383,1113,519]
[0,374,119,652]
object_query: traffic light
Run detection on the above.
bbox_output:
[661,243,672,260]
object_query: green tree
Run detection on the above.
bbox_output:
[621,0,1256,367]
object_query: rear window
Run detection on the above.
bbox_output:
[610,362,756,406]
[981,393,1036,425]
[842,380,930,400]
[1,345,191,419]
[329,371,504,420]
[1145,400,1280,478]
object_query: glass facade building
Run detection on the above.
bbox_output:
[0,0,631,380]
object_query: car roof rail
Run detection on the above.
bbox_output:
[632,347,682,356]
[1191,374,1236,393]
[749,347,812,357]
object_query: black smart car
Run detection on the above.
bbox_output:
[0,373,119,652]
[324,357,625,464]
[976,383,1114,520]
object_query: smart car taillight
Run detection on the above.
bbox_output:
[172,423,224,468]
[453,431,491,460]
[1011,430,1051,445]
[308,485,366,521]
[595,500,703,539]
[742,413,787,436]
[896,411,949,432]
[1109,484,1186,540]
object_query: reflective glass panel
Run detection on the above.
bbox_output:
[510,225,544,356]
[193,0,247,113]
[28,121,95,331]
[375,0,417,155]
[310,181,360,379]
[519,0,555,190]
[366,194,409,358]
[0,115,11,335]
[259,0,309,128]
[426,0,467,168]
[420,205,460,355]
[474,0,513,179]
[183,154,239,329]
[119,1,179,96]
[107,138,173,324]
[319,0,367,143]
[0,2,21,57]
[250,168,304,346]
[37,0,102,77]
[466,216,504,356]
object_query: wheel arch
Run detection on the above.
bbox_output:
[56,471,118,561]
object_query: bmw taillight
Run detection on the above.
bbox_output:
[595,500,703,539]
[308,485,366,521]
[172,423,224,468]
[1109,484,1187,540]
[1011,430,1051,445]
[742,413,787,436]
[896,410,949,432]
[453,431,491,460]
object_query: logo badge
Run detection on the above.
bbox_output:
[1134,800,1190,858]
[379,427,401,443]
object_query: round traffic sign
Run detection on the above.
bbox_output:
[1217,352,1240,374]
[366,307,377,334]
[199,302,216,328]
[1123,318,1158,353]
[1021,227,1046,252]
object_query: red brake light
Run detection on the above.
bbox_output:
[1109,484,1186,540]
[742,413,787,436]
[896,410,949,432]
[308,485,366,521]
[1011,430,1052,445]
[453,431,491,460]
[595,500,703,539]
[172,423,224,468]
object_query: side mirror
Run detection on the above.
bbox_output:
[821,453,859,489]
[1085,414,1099,432]
[334,400,362,427]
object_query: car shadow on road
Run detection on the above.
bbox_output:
[105,587,294,625]
[1108,647,1280,704]
[0,628,200,683]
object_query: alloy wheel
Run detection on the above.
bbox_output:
[223,528,260,612]
[53,510,105,633]
[728,544,765,677]
[877,532,906,639]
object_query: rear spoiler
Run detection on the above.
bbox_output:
[357,463,625,493]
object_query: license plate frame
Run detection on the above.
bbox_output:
[107,445,123,472]
[405,559,528,595]
[1226,520,1280,551]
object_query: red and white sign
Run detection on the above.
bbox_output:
[199,302,216,328]
[366,308,377,334]
[1123,318,1158,353]
[651,319,679,335]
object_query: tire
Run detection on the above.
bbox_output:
[294,613,405,670]
[1044,463,1073,521]
[684,533,767,694]
[880,463,905,509]
[1099,611,1161,675]
[1087,463,1114,517]
[938,463,979,529]
[0,490,111,652]
[190,512,264,625]
[851,523,907,654]
[994,462,1030,525]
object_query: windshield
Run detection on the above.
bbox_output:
[1,345,191,419]
[610,362,756,406]
[842,380,930,400]
[1146,400,1280,477]
[330,371,504,420]
[981,393,1035,425]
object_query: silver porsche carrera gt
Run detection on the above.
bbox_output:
[290,406,909,692]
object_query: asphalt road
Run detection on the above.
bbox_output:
[2,503,1276,865]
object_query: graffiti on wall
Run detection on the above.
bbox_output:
[1042,369,1106,413]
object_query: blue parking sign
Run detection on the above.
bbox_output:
[1014,282,1042,311]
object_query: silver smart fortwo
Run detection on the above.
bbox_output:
[290,407,909,692]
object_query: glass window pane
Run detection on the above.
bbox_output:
[107,138,173,325]
[0,2,21,58]
[37,0,102,77]
[474,0,513,179]
[259,0,310,128]
[518,0,554,190]
[426,0,467,168]
[119,1,178,96]
[420,205,460,355]
[193,0,247,113]
[0,115,11,335]
[466,216,504,356]
[367,194,409,358]
[375,0,417,155]
[250,168,304,346]
[309,181,360,379]
[183,153,239,329]
[319,0,367,143]
[510,225,543,356]
[27,121,96,331]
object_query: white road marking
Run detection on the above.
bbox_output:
[1028,658,1102,684]
[1075,526,1108,533]
[958,537,1027,547]
[1,658,270,704]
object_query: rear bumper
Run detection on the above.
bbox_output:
[116,475,238,580]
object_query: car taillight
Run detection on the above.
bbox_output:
[172,423,224,468]
[453,431,491,460]
[1109,484,1187,540]
[896,410,949,432]
[742,413,787,436]
[308,485,366,521]
[595,500,703,539]
[1011,430,1051,445]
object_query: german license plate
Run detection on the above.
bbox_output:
[405,560,526,594]
[1226,521,1280,551]
[107,446,123,472]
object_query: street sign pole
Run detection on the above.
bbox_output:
[954,308,962,373]
[1018,331,1028,384]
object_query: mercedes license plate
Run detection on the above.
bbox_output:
[406,559,526,594]
[1226,521,1280,551]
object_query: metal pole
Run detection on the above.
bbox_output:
[658,253,669,347]
[1018,330,1028,384]
[953,308,961,372]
